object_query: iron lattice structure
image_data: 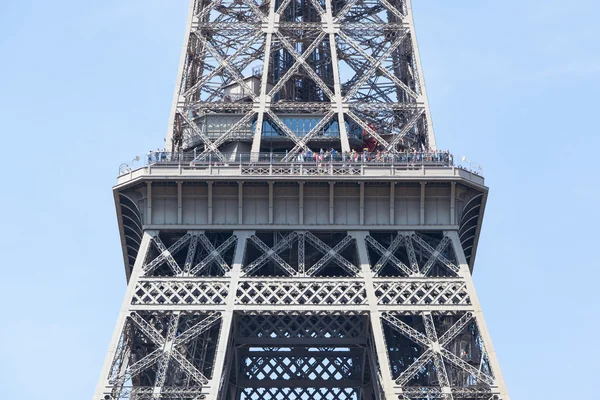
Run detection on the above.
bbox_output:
[94,1,510,399]
[166,0,436,159]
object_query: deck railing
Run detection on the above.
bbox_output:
[147,151,454,166]
[119,151,484,177]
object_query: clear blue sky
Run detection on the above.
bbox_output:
[1,0,598,399]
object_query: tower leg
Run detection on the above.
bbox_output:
[447,230,511,400]
[206,231,253,400]
[93,232,156,400]
[352,231,400,400]
[363,385,372,400]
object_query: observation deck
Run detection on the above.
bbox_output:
[117,151,483,184]
[114,152,488,279]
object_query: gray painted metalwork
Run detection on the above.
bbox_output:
[95,1,509,399]
[165,0,436,160]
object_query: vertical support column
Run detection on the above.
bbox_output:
[146,182,152,225]
[207,231,253,400]
[228,385,238,400]
[165,0,196,148]
[363,386,373,400]
[450,182,456,225]
[207,181,213,224]
[238,182,243,224]
[299,181,304,225]
[93,232,156,400]
[221,337,237,400]
[360,182,365,225]
[323,0,350,152]
[177,181,183,224]
[351,231,399,400]
[153,312,181,397]
[446,231,511,400]
[297,232,305,276]
[268,181,274,224]
[405,0,437,150]
[329,182,335,224]
[422,312,452,398]
[389,182,395,225]
[420,181,426,225]
[250,0,277,156]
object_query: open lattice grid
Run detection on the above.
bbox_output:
[95,0,509,398]
[95,230,508,399]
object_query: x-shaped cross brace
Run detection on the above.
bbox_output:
[338,29,416,101]
[281,110,337,162]
[267,31,330,100]
[189,234,237,276]
[244,233,298,276]
[342,30,411,101]
[191,109,257,162]
[113,312,222,388]
[144,234,192,276]
[265,110,312,154]
[183,30,263,99]
[365,234,419,276]
[383,108,426,151]
[178,112,227,162]
[410,235,459,276]
[381,312,495,389]
[304,233,360,277]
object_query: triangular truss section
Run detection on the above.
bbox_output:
[242,232,360,277]
[184,28,265,103]
[168,0,436,155]
[143,232,237,277]
[366,233,459,277]
[268,28,335,103]
[381,311,498,398]
[172,0,268,157]
[304,232,360,277]
[107,311,222,399]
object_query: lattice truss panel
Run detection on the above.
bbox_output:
[97,229,509,399]
[237,279,367,305]
[171,0,433,157]
[235,312,368,343]
[381,311,500,400]
[105,311,222,399]
[374,279,470,307]
[241,163,362,176]
[226,312,376,400]
[366,232,459,278]
[243,231,360,277]
[132,279,230,306]
[143,231,237,277]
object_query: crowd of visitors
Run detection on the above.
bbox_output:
[143,147,490,175]
[148,148,453,165]
[294,148,453,165]
[138,147,484,175]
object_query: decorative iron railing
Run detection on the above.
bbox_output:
[118,151,485,178]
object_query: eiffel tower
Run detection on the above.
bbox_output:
[94,0,510,399]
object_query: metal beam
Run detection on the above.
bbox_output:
[93,232,157,400]
[351,231,399,399]
[447,231,511,399]
[207,231,253,400]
